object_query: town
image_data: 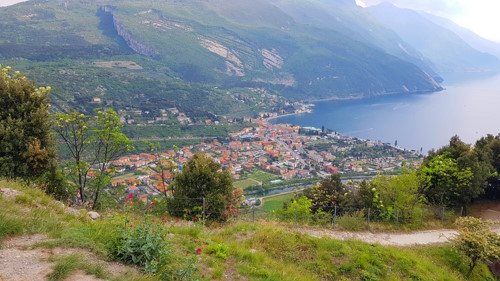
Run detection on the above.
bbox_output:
[105,116,423,204]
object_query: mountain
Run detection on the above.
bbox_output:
[420,12,500,60]
[367,3,500,77]
[0,0,442,115]
[271,0,442,82]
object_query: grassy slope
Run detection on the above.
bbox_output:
[0,179,495,280]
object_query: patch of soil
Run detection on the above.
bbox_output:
[65,271,101,281]
[222,258,248,281]
[0,234,138,281]
[0,188,22,200]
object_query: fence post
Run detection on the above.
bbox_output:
[441,207,445,224]
[333,205,337,228]
[252,205,255,223]
[396,210,399,231]
[367,208,370,231]
[460,206,464,217]
[202,198,206,226]
[294,203,297,227]
[421,208,425,226]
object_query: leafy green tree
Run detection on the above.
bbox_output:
[279,196,312,222]
[474,134,500,198]
[55,111,91,202]
[452,217,500,277]
[307,174,346,213]
[0,66,56,180]
[167,154,233,221]
[371,171,421,221]
[420,154,475,212]
[91,108,130,209]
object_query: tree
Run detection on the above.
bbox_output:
[91,108,130,209]
[452,217,500,277]
[307,174,346,213]
[0,66,56,180]
[420,154,475,212]
[371,171,421,221]
[167,154,233,221]
[55,111,91,202]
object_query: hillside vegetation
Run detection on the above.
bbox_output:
[0,180,496,280]
[0,0,443,115]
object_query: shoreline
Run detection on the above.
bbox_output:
[302,88,443,103]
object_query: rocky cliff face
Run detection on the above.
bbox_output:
[100,6,158,57]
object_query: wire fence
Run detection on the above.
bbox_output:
[142,196,465,231]
[232,205,464,231]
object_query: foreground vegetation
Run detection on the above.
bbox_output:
[0,180,497,280]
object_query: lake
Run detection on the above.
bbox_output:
[271,74,500,153]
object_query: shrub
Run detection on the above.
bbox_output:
[205,243,229,260]
[110,218,170,273]
[336,210,366,231]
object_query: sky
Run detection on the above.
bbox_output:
[356,0,500,43]
[0,0,27,7]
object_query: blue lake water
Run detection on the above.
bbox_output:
[271,74,500,153]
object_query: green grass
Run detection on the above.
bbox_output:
[0,179,495,280]
[246,169,280,183]
[261,193,295,212]
[47,255,109,281]
[233,179,260,189]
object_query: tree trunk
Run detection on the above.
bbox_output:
[467,260,477,278]
[92,187,99,210]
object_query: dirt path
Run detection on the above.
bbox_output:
[0,234,138,281]
[296,226,500,246]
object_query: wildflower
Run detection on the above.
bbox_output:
[186,208,190,214]
[128,193,133,200]
[196,247,202,255]
[175,217,180,223]
[162,217,167,223]
[202,274,205,279]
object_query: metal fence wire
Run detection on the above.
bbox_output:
[146,196,464,231]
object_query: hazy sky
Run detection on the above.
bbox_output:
[0,0,27,7]
[357,0,500,43]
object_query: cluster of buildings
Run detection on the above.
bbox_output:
[106,117,421,199]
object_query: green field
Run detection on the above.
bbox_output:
[233,178,260,189]
[246,169,280,182]
[261,193,296,212]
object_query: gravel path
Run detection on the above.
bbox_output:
[297,227,500,246]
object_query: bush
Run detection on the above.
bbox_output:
[205,243,229,260]
[110,218,170,273]
[336,210,366,231]
[40,168,70,201]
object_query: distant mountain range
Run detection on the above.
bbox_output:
[367,3,500,77]
[0,0,498,115]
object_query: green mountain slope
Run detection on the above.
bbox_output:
[0,0,442,114]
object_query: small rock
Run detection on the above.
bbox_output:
[167,233,175,239]
[87,211,100,221]
[249,249,257,253]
